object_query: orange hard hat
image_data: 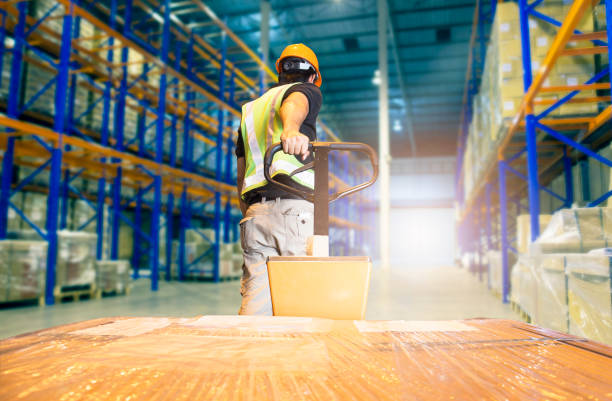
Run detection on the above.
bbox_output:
[275,43,322,87]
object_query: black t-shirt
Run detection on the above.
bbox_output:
[235,82,322,204]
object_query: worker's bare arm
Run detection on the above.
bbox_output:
[279,91,310,160]
[236,156,248,216]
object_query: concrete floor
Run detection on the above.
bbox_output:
[0,265,518,339]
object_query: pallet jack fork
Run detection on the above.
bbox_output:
[264,142,379,319]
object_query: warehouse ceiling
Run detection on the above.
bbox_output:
[189,0,476,157]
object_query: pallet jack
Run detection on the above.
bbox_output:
[264,142,378,319]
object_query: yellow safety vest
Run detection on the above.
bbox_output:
[239,83,315,199]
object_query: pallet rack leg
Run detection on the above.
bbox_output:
[518,0,541,241]
[0,1,27,239]
[607,0,611,96]
[45,7,73,306]
[485,183,493,290]
[562,147,574,208]
[132,187,142,278]
[498,161,509,304]
[178,187,188,281]
[165,192,174,281]
[212,30,228,283]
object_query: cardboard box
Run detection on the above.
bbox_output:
[1,317,610,400]
[533,254,568,333]
[566,252,612,345]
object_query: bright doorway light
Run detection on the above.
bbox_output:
[393,119,402,132]
[372,69,381,86]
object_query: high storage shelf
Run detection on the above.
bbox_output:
[0,0,376,305]
[455,0,611,302]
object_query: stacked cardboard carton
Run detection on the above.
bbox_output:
[0,240,47,303]
[56,231,97,290]
[2,317,611,400]
[463,2,598,201]
[510,207,612,344]
[566,251,612,344]
[95,260,131,295]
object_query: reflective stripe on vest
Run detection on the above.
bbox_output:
[240,83,315,199]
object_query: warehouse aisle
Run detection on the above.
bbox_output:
[0,266,517,339]
[366,265,518,320]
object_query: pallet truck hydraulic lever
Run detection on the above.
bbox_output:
[263,141,379,319]
[264,141,379,256]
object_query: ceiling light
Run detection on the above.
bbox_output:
[393,119,402,132]
[372,69,381,86]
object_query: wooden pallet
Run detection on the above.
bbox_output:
[54,283,98,303]
[97,286,131,298]
[0,296,45,308]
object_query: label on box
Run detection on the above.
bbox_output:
[502,63,512,73]
[504,101,516,111]
[566,77,578,86]
[529,20,537,29]
[532,60,540,71]
[500,22,510,32]
[537,36,548,47]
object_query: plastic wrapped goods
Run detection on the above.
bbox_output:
[516,214,552,254]
[531,254,568,333]
[56,231,97,288]
[0,241,47,303]
[566,251,612,345]
[1,317,611,400]
[535,207,612,253]
[510,255,537,319]
[95,260,131,294]
[487,250,502,295]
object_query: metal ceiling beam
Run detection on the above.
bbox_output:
[228,2,475,36]
[324,67,467,82]
[270,24,474,47]
[322,81,465,94]
[221,1,474,21]
[323,93,464,105]
[387,0,414,156]
[321,55,469,70]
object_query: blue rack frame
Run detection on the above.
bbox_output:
[456,0,612,303]
[0,0,377,306]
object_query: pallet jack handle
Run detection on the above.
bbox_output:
[264,141,378,237]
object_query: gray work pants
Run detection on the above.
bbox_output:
[238,198,314,315]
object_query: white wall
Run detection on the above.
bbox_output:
[387,157,456,267]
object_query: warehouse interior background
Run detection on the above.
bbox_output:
[0,0,610,348]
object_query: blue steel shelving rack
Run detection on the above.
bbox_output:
[456,0,612,302]
[0,0,375,305]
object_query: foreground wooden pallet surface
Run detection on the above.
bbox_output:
[0,316,610,400]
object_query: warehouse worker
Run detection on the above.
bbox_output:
[235,43,323,315]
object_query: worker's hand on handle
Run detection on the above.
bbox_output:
[280,129,310,161]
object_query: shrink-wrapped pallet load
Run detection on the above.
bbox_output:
[510,255,538,319]
[534,207,612,253]
[487,250,502,296]
[56,231,97,289]
[95,260,131,295]
[1,317,611,400]
[531,254,569,333]
[0,241,47,303]
[516,214,553,254]
[565,251,612,345]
